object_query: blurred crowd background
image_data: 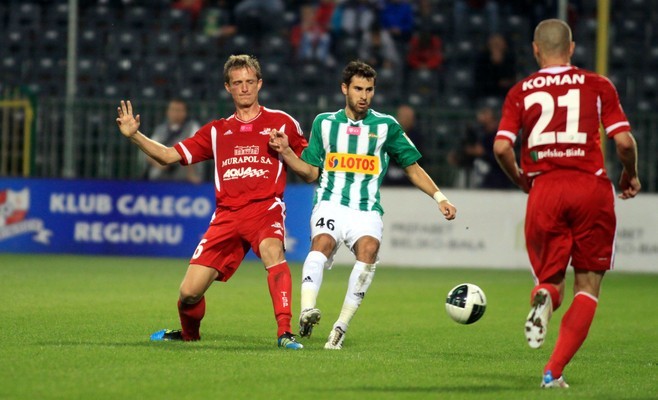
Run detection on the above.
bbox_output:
[1,0,656,192]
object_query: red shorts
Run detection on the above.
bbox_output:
[189,198,287,282]
[525,170,616,283]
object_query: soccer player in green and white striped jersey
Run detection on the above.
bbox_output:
[269,60,457,349]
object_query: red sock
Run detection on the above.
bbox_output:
[544,292,598,378]
[531,283,562,310]
[178,297,205,341]
[267,261,293,337]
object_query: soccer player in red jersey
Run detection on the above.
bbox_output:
[116,55,308,349]
[493,19,641,387]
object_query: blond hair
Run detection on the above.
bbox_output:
[223,55,262,84]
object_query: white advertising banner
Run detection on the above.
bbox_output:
[331,188,658,273]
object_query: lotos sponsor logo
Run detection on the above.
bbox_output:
[324,152,379,175]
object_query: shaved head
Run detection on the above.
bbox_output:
[534,19,573,57]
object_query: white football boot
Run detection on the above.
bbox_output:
[324,326,346,350]
[299,308,322,338]
[541,371,569,388]
[525,288,553,349]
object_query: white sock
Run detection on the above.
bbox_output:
[334,261,376,331]
[300,251,327,311]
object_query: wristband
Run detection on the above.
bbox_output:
[433,191,448,204]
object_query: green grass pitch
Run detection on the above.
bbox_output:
[1,254,656,400]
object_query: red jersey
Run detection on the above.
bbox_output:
[174,106,307,209]
[496,66,630,178]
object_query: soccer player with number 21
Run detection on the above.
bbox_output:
[494,19,641,388]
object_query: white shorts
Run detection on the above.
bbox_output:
[310,201,383,268]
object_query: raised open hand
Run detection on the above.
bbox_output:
[116,100,141,138]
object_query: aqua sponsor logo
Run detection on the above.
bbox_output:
[223,167,269,180]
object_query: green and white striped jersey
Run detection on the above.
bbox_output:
[301,108,421,215]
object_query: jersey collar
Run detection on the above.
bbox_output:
[342,108,371,125]
[538,65,576,74]
[234,106,262,123]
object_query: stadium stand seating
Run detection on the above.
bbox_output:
[157,7,192,33]
[1,56,23,82]
[81,4,116,32]
[108,30,144,59]
[183,32,218,60]
[78,27,105,61]
[0,0,649,115]
[8,2,41,34]
[147,31,183,59]
[76,57,103,97]
[43,3,70,31]
[37,28,67,59]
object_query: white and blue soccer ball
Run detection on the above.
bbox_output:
[445,283,487,324]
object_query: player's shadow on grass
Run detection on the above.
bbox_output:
[332,373,531,394]
[35,334,286,352]
[331,384,513,394]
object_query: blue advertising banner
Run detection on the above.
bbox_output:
[0,178,313,261]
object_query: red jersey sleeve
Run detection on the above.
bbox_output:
[285,116,308,157]
[596,75,631,138]
[174,120,217,165]
[496,84,523,144]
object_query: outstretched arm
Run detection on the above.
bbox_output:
[116,100,181,166]
[269,130,319,183]
[404,162,457,220]
[614,131,641,199]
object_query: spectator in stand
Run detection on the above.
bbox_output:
[144,99,203,183]
[172,0,205,25]
[450,105,513,189]
[379,0,415,44]
[406,29,444,70]
[331,0,377,39]
[291,3,335,67]
[384,104,423,186]
[201,0,238,39]
[359,22,400,71]
[472,33,516,101]
[315,0,336,31]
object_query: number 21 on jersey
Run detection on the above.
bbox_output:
[524,89,587,148]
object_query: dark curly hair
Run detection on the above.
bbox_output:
[342,60,377,87]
